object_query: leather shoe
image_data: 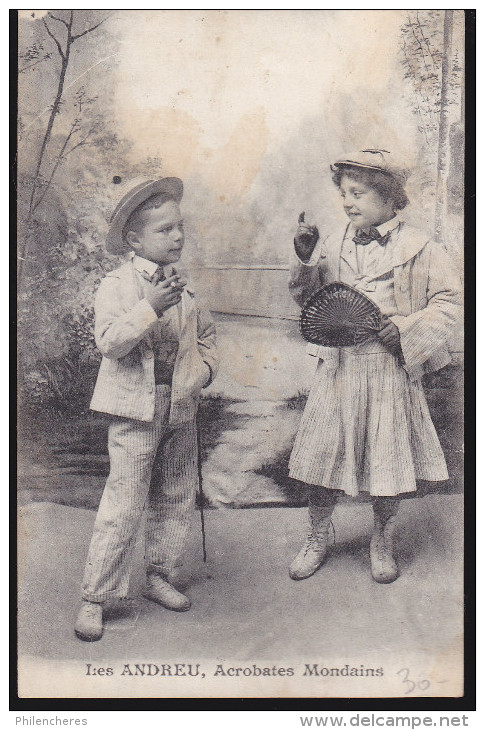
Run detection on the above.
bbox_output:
[74,601,103,641]
[143,575,191,612]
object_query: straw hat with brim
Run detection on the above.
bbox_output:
[106,176,184,254]
[330,149,407,185]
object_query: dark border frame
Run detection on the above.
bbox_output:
[11,7,476,713]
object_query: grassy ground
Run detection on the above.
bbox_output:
[17,394,245,510]
[18,364,463,510]
[18,291,463,518]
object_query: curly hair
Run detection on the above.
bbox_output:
[331,165,409,211]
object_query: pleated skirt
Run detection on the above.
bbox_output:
[288,342,448,497]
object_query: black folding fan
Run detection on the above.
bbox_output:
[299,282,383,347]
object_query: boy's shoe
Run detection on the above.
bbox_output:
[289,504,334,580]
[74,601,104,641]
[370,514,399,583]
[143,575,191,612]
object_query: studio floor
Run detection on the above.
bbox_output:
[17,495,463,698]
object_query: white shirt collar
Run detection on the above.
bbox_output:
[375,215,400,237]
[132,255,161,279]
[348,215,400,238]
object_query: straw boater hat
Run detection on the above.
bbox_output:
[105,175,184,254]
[330,149,408,185]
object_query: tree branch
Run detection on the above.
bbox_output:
[409,16,431,75]
[19,56,51,74]
[401,33,429,146]
[48,13,70,29]
[32,123,78,214]
[65,129,95,157]
[407,13,435,119]
[71,15,111,42]
[415,10,439,70]
[42,17,65,61]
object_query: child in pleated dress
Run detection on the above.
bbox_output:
[287,149,461,584]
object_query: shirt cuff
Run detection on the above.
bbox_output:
[138,298,161,326]
[389,314,425,378]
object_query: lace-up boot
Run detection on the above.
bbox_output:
[370,500,400,584]
[289,503,335,580]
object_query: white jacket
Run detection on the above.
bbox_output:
[90,261,219,424]
[289,222,462,381]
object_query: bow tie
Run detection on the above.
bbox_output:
[353,227,391,246]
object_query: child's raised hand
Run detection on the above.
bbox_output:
[377,314,401,355]
[146,274,187,316]
[295,211,319,262]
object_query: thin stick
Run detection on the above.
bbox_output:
[196,414,207,562]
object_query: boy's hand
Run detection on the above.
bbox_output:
[377,314,401,355]
[146,274,187,316]
[295,211,319,262]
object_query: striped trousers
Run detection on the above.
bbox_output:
[82,385,198,603]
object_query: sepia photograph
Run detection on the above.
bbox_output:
[16,9,466,700]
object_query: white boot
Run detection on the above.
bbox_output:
[289,503,334,581]
[370,512,399,584]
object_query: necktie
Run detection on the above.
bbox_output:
[353,227,391,246]
[151,266,165,285]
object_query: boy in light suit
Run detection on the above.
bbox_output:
[75,176,219,641]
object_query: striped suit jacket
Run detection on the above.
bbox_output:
[90,261,219,424]
[289,222,462,381]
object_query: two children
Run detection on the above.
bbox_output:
[75,176,218,641]
[75,150,460,640]
[288,149,461,583]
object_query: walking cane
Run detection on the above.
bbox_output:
[196,412,207,562]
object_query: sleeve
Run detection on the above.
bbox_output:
[389,241,462,371]
[196,303,219,387]
[94,275,159,359]
[288,238,328,307]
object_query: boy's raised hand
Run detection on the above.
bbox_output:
[295,211,319,262]
[146,274,187,316]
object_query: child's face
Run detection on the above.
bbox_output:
[339,174,395,231]
[127,200,185,265]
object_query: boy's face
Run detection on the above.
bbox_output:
[339,174,395,231]
[126,200,185,265]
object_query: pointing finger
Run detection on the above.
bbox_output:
[297,224,316,235]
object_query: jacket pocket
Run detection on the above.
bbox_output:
[173,349,209,402]
[193,354,210,390]
[309,347,340,378]
[306,342,338,363]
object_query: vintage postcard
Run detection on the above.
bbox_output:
[17,9,465,699]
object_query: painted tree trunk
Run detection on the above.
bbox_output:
[434,10,454,246]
